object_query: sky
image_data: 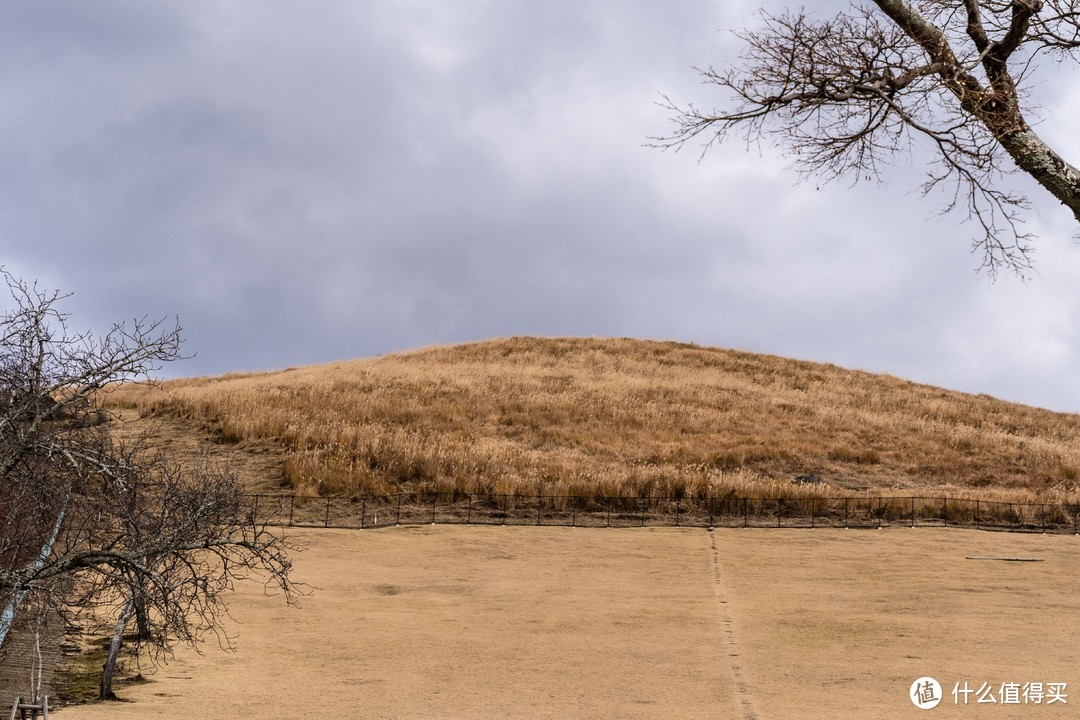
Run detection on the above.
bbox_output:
[3,0,1080,412]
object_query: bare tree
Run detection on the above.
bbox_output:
[68,453,298,700]
[654,1,1080,274]
[0,271,299,700]
[0,271,180,651]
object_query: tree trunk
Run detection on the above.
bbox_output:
[873,0,1080,225]
[0,496,70,650]
[132,583,152,642]
[99,598,135,701]
[999,127,1080,224]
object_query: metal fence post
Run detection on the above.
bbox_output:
[252,494,260,522]
[223,492,1080,536]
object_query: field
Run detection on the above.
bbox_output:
[59,525,1080,719]
[105,337,1080,505]
[52,338,1080,717]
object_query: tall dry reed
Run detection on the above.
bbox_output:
[105,337,1080,504]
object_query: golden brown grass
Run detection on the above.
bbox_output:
[59,526,1080,719]
[105,336,1080,504]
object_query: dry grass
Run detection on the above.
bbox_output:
[58,526,1080,719]
[105,336,1080,504]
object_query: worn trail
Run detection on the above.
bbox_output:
[709,532,758,720]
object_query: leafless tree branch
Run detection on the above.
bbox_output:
[653,1,1080,274]
[0,272,301,700]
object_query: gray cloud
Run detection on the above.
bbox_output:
[2,1,1080,411]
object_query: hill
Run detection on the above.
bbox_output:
[106,337,1080,503]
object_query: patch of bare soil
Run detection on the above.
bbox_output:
[110,409,287,495]
[57,527,1080,719]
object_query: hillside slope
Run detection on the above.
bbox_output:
[107,337,1080,503]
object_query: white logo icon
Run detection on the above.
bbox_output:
[911,677,943,709]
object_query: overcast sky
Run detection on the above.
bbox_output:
[3,1,1080,412]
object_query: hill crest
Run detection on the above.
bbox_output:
[107,336,1080,503]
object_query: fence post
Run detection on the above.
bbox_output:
[810,497,815,529]
[777,498,782,528]
[708,497,714,528]
[676,498,681,528]
[502,494,507,526]
[844,497,849,529]
[572,499,576,528]
[943,497,947,528]
[361,496,367,529]
[288,495,295,526]
[324,497,331,528]
[431,492,437,525]
[975,500,980,530]
[536,492,542,526]
[640,497,646,528]
[252,495,260,522]
[606,498,611,528]
[877,497,882,529]
[396,492,402,526]
[467,494,473,525]
[743,497,748,528]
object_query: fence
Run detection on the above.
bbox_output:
[245,492,1080,534]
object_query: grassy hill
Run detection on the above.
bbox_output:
[106,337,1080,504]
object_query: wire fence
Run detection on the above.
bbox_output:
[246,492,1080,534]
[2,491,1075,706]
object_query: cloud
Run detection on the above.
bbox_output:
[2,1,1080,411]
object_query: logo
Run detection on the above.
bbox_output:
[911,677,943,709]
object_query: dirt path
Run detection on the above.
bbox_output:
[708,532,757,720]
[110,409,287,495]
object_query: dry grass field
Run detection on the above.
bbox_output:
[58,525,1080,719]
[53,338,1079,717]
[106,336,1080,505]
